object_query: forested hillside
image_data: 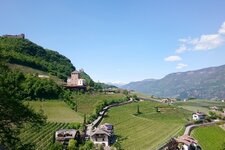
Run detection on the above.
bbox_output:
[0,37,75,80]
[0,36,116,90]
[123,65,225,99]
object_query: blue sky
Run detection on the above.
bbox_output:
[1,0,225,83]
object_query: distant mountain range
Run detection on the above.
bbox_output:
[122,65,225,99]
[105,82,127,88]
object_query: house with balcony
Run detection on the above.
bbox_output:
[90,123,114,147]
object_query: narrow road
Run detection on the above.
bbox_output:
[85,99,134,138]
[184,120,220,135]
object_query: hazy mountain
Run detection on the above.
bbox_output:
[122,65,225,99]
[105,82,127,88]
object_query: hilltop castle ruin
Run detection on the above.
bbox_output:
[1,33,25,39]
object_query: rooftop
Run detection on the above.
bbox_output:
[71,70,80,74]
[176,135,198,146]
[91,128,111,136]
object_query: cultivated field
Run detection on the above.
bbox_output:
[20,122,68,150]
[25,101,83,123]
[72,93,126,114]
[102,101,192,150]
[174,99,225,114]
[191,125,225,150]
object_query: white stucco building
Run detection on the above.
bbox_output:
[192,112,206,121]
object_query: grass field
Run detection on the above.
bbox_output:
[20,122,69,150]
[73,93,126,114]
[102,101,192,150]
[25,101,83,123]
[132,92,160,101]
[8,63,65,84]
[175,99,225,114]
[191,125,225,150]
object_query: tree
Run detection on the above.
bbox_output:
[75,99,78,112]
[68,139,77,150]
[155,106,160,112]
[82,140,94,150]
[132,94,138,100]
[137,105,140,114]
[68,122,81,130]
[209,111,217,119]
[0,63,46,149]
[83,114,87,130]
[123,90,129,96]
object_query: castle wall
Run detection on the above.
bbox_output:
[2,34,25,39]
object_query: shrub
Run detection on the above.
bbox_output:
[68,122,82,130]
[68,139,78,150]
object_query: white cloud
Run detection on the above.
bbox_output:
[176,44,188,53]
[176,63,188,69]
[176,21,225,53]
[164,55,182,62]
[218,22,225,34]
[194,34,224,50]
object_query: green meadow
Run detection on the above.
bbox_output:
[191,125,225,150]
[102,101,192,150]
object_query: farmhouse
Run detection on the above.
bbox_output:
[66,70,86,89]
[90,123,114,147]
[160,98,176,104]
[175,135,201,150]
[210,106,220,111]
[192,112,206,121]
[55,129,80,144]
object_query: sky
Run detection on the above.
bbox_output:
[1,0,225,84]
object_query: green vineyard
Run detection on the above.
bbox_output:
[20,122,69,150]
[191,125,225,150]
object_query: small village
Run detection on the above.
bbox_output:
[50,70,225,150]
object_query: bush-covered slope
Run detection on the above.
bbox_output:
[0,36,116,89]
[0,63,64,100]
[0,37,75,80]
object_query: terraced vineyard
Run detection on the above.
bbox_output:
[191,125,225,150]
[73,93,126,114]
[20,122,69,150]
[174,99,225,114]
[102,101,192,149]
[24,101,83,123]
